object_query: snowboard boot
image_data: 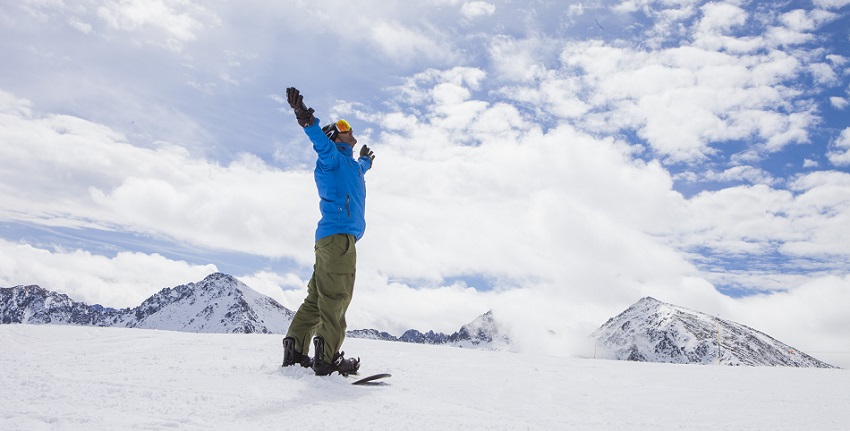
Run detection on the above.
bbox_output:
[312,336,360,376]
[282,337,312,368]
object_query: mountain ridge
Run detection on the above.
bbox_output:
[593,296,836,368]
[2,276,836,367]
[0,273,292,334]
[346,310,511,350]
[0,273,511,349]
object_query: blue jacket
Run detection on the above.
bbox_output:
[304,118,372,242]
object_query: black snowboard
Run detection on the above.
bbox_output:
[351,373,391,386]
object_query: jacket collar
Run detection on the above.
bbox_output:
[336,143,353,156]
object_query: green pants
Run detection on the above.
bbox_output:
[286,234,356,362]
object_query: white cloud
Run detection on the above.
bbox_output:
[0,239,216,308]
[18,0,220,54]
[369,21,456,65]
[784,170,850,251]
[566,4,585,18]
[825,54,848,67]
[67,17,93,33]
[779,9,836,32]
[696,2,747,36]
[460,1,495,19]
[733,275,850,357]
[814,0,850,9]
[369,70,699,295]
[699,165,779,186]
[95,0,218,42]
[830,97,848,109]
[487,35,555,82]
[0,90,317,262]
[612,0,700,38]
[672,185,795,254]
[827,128,850,166]
[668,171,850,272]
[766,9,838,48]
[692,3,764,53]
[543,42,815,162]
[810,62,839,85]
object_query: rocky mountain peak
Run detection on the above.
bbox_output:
[1,273,293,334]
[594,297,836,368]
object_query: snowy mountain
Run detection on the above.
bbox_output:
[398,329,450,344]
[6,277,832,368]
[0,273,293,334]
[449,310,511,349]
[593,297,836,368]
[346,328,450,343]
[125,272,293,333]
[347,310,511,350]
[1,272,508,345]
[0,284,126,326]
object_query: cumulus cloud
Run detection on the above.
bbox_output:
[0,239,216,308]
[483,0,845,171]
[0,90,317,262]
[677,165,779,186]
[732,274,850,365]
[666,171,850,286]
[694,2,747,37]
[827,128,850,166]
[778,8,838,33]
[542,42,815,163]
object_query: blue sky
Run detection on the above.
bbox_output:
[1,0,849,360]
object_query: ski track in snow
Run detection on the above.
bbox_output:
[1,325,848,430]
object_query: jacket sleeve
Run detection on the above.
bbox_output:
[357,156,372,174]
[304,118,337,169]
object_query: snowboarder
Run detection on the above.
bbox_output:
[281,87,375,376]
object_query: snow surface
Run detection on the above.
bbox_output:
[1,325,848,430]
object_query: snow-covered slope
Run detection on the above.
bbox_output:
[126,272,293,333]
[0,273,293,334]
[1,324,847,430]
[594,297,835,368]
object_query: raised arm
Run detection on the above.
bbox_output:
[286,87,337,168]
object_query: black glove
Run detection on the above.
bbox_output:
[286,87,315,128]
[360,144,375,163]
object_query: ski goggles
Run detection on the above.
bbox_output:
[336,119,352,133]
